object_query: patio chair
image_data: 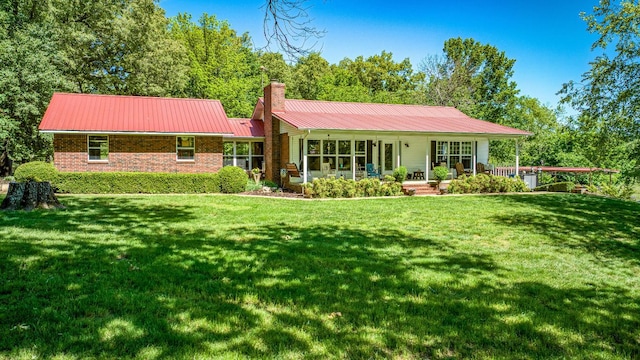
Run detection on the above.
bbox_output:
[321,162,336,178]
[285,163,303,183]
[366,163,381,178]
[455,162,471,178]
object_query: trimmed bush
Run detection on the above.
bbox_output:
[432,166,449,183]
[56,172,220,194]
[448,174,530,194]
[218,166,248,193]
[14,161,58,182]
[310,177,402,198]
[392,166,408,183]
[534,181,575,193]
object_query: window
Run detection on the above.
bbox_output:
[223,141,264,170]
[307,140,320,170]
[176,136,195,160]
[435,141,472,169]
[88,135,108,161]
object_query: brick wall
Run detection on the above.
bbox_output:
[53,134,223,173]
[280,133,289,170]
[264,82,285,182]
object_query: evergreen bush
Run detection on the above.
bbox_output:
[448,174,529,194]
[218,166,249,193]
[392,166,408,183]
[14,161,58,182]
[56,172,220,194]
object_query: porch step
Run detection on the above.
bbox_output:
[402,183,440,196]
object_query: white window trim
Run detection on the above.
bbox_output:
[87,134,109,162]
[223,141,264,170]
[176,136,195,162]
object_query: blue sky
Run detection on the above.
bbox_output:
[158,0,600,109]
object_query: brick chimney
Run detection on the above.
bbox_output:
[264,81,285,182]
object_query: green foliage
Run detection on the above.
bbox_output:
[217,166,248,193]
[392,166,408,183]
[432,166,449,182]
[245,180,262,192]
[309,177,401,198]
[533,182,575,193]
[422,37,518,123]
[13,161,58,182]
[263,180,279,189]
[55,172,221,194]
[539,172,555,186]
[559,1,640,181]
[591,183,634,200]
[169,13,260,117]
[448,174,530,194]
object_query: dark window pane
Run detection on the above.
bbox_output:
[385,143,393,170]
[339,140,351,154]
[308,140,320,154]
[252,142,264,155]
[338,156,351,170]
[323,140,336,155]
[308,156,320,170]
[236,142,249,155]
[223,142,234,155]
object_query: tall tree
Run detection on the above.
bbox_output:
[422,37,519,123]
[288,52,330,99]
[342,51,424,103]
[0,0,71,175]
[559,0,640,179]
[170,13,261,117]
[52,0,188,96]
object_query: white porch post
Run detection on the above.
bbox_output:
[352,155,356,180]
[426,153,430,182]
[303,138,308,184]
[397,140,401,168]
[515,139,520,177]
[473,140,477,176]
[425,136,430,181]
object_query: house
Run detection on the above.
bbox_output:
[39,93,265,174]
[39,82,530,183]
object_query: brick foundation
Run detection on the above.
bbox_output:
[53,134,223,173]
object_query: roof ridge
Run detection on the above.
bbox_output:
[53,92,223,103]
[284,98,457,110]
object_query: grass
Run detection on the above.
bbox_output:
[1,193,639,359]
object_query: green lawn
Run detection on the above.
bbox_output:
[1,193,639,359]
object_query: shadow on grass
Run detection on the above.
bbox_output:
[489,193,640,265]
[1,195,639,358]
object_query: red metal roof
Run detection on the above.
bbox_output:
[228,118,264,137]
[39,93,234,135]
[272,99,531,136]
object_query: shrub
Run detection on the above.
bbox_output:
[263,180,279,189]
[432,166,449,183]
[14,161,58,182]
[392,166,408,183]
[533,181,575,192]
[447,174,530,194]
[309,177,401,198]
[56,172,220,194]
[599,183,633,200]
[218,166,248,193]
[245,180,262,192]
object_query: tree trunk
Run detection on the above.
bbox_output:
[1,181,65,211]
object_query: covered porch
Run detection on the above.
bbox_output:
[283,129,524,184]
